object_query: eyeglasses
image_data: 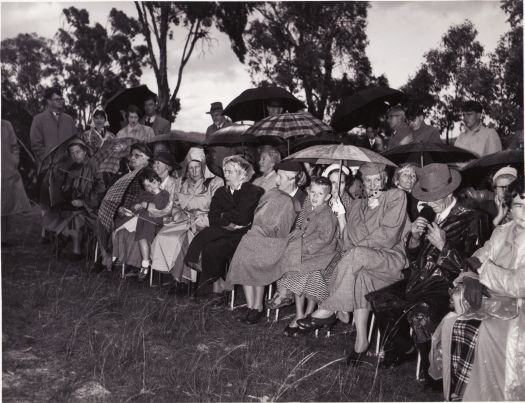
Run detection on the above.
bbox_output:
[494,185,509,189]
[51,97,64,101]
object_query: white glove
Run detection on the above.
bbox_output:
[331,197,346,216]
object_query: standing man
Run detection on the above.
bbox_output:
[30,86,76,165]
[385,106,413,150]
[406,107,442,144]
[205,102,232,139]
[142,96,171,136]
[266,99,284,117]
[455,101,502,157]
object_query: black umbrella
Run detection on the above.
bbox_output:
[223,86,305,122]
[289,133,347,153]
[331,87,404,131]
[203,125,258,178]
[460,149,524,188]
[382,142,477,167]
[104,85,157,134]
[147,130,206,145]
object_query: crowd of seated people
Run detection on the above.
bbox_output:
[39,130,523,400]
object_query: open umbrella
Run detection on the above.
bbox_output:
[285,144,397,167]
[460,149,524,188]
[96,168,144,253]
[203,124,258,146]
[104,85,157,134]
[289,133,348,153]
[223,86,305,122]
[382,143,477,167]
[147,130,205,163]
[202,124,259,178]
[331,87,404,132]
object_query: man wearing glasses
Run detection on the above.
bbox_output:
[385,106,414,150]
[455,100,502,157]
[30,86,76,165]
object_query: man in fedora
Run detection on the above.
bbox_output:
[205,102,232,139]
[367,163,488,387]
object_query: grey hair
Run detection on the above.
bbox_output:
[223,155,255,182]
[393,163,419,186]
[258,145,281,166]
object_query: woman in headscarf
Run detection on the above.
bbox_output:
[185,155,263,299]
[150,147,223,295]
[297,163,411,365]
[43,138,105,260]
[80,108,115,154]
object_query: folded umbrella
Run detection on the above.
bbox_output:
[223,86,305,122]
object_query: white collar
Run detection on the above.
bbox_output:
[289,187,298,197]
[147,115,156,123]
[436,197,457,223]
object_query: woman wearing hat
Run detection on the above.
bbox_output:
[185,155,263,299]
[367,163,490,386]
[150,148,223,295]
[43,138,105,260]
[297,162,411,365]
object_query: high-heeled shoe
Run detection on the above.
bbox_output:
[296,314,337,331]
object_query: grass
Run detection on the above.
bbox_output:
[2,210,442,402]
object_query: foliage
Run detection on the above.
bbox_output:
[56,7,147,128]
[112,1,254,122]
[244,2,382,120]
[1,33,60,115]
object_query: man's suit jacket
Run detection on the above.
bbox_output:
[386,122,413,150]
[142,115,171,136]
[30,109,76,164]
[412,122,442,144]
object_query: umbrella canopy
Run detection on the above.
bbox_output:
[382,142,477,167]
[93,137,139,174]
[96,168,144,252]
[223,86,305,122]
[244,111,332,140]
[460,149,524,171]
[284,144,397,167]
[147,130,205,145]
[289,133,347,153]
[104,85,157,134]
[331,87,404,131]
[203,124,258,146]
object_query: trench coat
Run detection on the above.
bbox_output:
[30,110,76,164]
[321,188,411,312]
[227,188,299,286]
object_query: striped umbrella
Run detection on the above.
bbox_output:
[244,111,332,140]
[284,144,397,167]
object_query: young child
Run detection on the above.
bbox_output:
[276,176,339,336]
[133,167,171,280]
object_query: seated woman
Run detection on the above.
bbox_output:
[184,155,264,298]
[43,138,105,260]
[297,163,410,365]
[271,164,354,328]
[116,105,155,141]
[227,185,299,324]
[252,145,280,192]
[430,179,524,401]
[392,163,420,220]
[150,147,222,295]
[80,108,115,154]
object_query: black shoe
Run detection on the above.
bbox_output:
[346,350,369,367]
[283,325,308,337]
[243,309,264,325]
[67,252,83,262]
[379,347,417,369]
[91,261,106,273]
[210,292,228,308]
[297,314,337,332]
[235,307,250,322]
[138,266,150,282]
[424,376,443,392]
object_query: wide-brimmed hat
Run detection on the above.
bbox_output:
[412,163,461,202]
[130,142,152,159]
[206,102,224,114]
[322,163,350,178]
[275,160,303,172]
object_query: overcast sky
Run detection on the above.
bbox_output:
[1,1,510,133]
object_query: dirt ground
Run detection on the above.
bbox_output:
[2,209,442,402]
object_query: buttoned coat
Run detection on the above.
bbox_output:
[30,109,76,164]
[386,122,413,150]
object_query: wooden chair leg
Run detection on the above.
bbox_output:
[367,313,376,343]
[229,287,235,310]
[121,263,125,279]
